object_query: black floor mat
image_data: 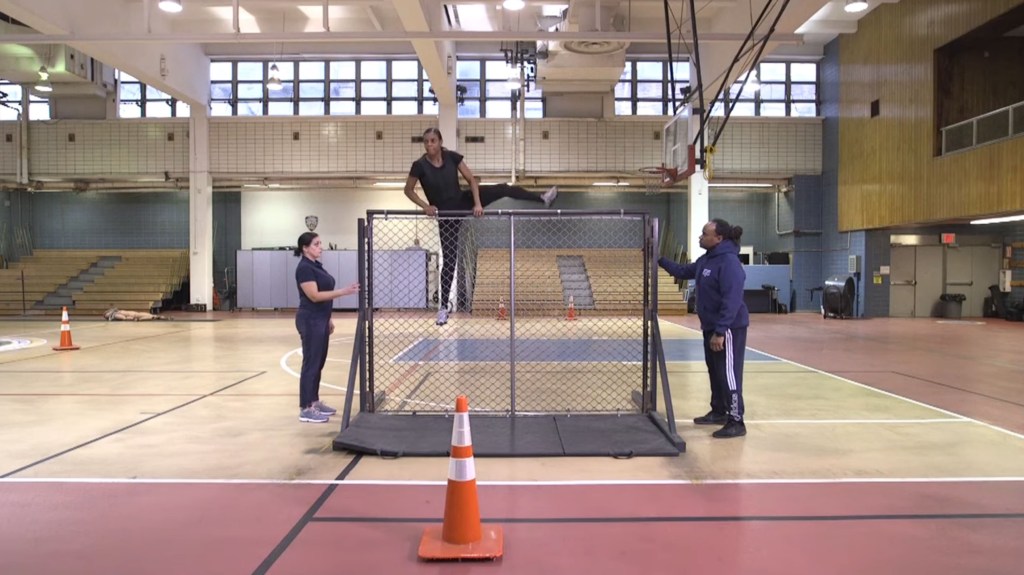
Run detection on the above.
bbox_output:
[333,413,684,457]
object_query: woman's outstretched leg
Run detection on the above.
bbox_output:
[478,184,558,207]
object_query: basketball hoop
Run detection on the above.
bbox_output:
[638,166,679,196]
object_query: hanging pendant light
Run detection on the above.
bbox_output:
[503,0,525,11]
[267,64,283,91]
[158,0,183,13]
[844,0,868,13]
[35,66,53,93]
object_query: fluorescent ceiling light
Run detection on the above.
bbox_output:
[158,0,183,14]
[503,0,525,11]
[844,0,868,13]
[708,183,774,188]
[970,214,1024,225]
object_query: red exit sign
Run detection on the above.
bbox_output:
[941,233,956,245]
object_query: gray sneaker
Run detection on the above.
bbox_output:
[312,401,336,415]
[436,308,449,326]
[541,185,558,207]
[299,407,329,423]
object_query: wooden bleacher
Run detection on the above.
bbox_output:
[470,248,683,317]
[0,249,187,316]
[73,250,188,314]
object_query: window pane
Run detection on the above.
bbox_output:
[298,61,325,80]
[760,83,786,100]
[267,83,294,99]
[176,101,190,116]
[791,102,817,117]
[729,82,758,100]
[710,102,726,116]
[423,100,439,115]
[360,60,387,80]
[211,83,233,99]
[761,102,786,117]
[792,83,817,100]
[791,63,817,82]
[759,62,786,82]
[731,102,756,116]
[1,83,23,100]
[361,100,387,115]
[146,86,169,99]
[485,99,511,118]
[298,101,325,116]
[636,61,662,80]
[392,100,419,115]
[636,101,664,115]
[525,86,543,98]
[614,82,631,98]
[237,82,263,99]
[456,60,481,80]
[614,100,633,115]
[211,102,234,116]
[330,81,356,98]
[620,63,632,80]
[210,62,233,81]
[360,81,387,98]
[393,81,418,98]
[484,60,509,79]
[145,101,172,117]
[525,100,543,118]
[119,102,142,118]
[461,82,480,98]
[486,81,513,98]
[0,107,18,120]
[272,62,294,80]
[458,99,480,118]
[29,102,50,120]
[268,102,293,116]
[238,101,263,116]
[637,82,662,98]
[392,60,419,79]
[299,82,325,98]
[237,62,263,81]
[120,83,142,100]
[670,61,689,83]
[330,100,356,115]
[330,61,355,79]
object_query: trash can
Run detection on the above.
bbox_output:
[939,293,966,319]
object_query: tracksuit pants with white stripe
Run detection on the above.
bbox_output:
[703,327,747,421]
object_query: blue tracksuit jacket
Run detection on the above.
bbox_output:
[658,239,750,335]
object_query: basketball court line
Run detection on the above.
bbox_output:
[669,324,1024,441]
[279,336,355,393]
[3,476,1024,486]
[675,418,970,425]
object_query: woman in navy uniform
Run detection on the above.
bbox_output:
[294,232,360,423]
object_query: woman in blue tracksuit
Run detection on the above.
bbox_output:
[658,219,750,438]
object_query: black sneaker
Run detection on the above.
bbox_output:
[693,411,729,425]
[712,419,747,439]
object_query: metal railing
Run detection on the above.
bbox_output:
[941,100,1024,155]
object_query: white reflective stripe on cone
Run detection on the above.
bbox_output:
[61,311,69,321]
[61,324,70,331]
[451,413,472,446]
[448,457,476,482]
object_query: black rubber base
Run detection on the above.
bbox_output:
[333,413,685,457]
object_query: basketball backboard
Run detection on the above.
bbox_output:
[663,104,696,184]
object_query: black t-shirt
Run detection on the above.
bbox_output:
[295,256,335,316]
[408,149,464,208]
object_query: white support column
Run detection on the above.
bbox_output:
[436,42,457,148]
[188,108,213,309]
[687,62,710,261]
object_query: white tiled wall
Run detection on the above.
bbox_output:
[1,116,823,180]
[707,117,822,176]
[0,123,17,175]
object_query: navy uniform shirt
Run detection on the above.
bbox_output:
[295,256,335,316]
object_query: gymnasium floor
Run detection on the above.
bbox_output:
[0,311,1022,574]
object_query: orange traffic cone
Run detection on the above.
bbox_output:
[565,295,577,321]
[418,395,503,561]
[496,297,508,321]
[52,306,80,351]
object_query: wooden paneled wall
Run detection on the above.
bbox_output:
[838,0,1024,231]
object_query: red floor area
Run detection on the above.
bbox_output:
[2,481,1021,574]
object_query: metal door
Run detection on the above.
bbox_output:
[969,246,1001,317]
[915,246,944,317]
[889,246,916,317]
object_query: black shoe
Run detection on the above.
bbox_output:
[712,419,747,439]
[693,411,729,425]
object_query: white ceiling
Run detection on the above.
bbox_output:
[0,0,897,105]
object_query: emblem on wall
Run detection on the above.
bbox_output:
[305,215,319,232]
